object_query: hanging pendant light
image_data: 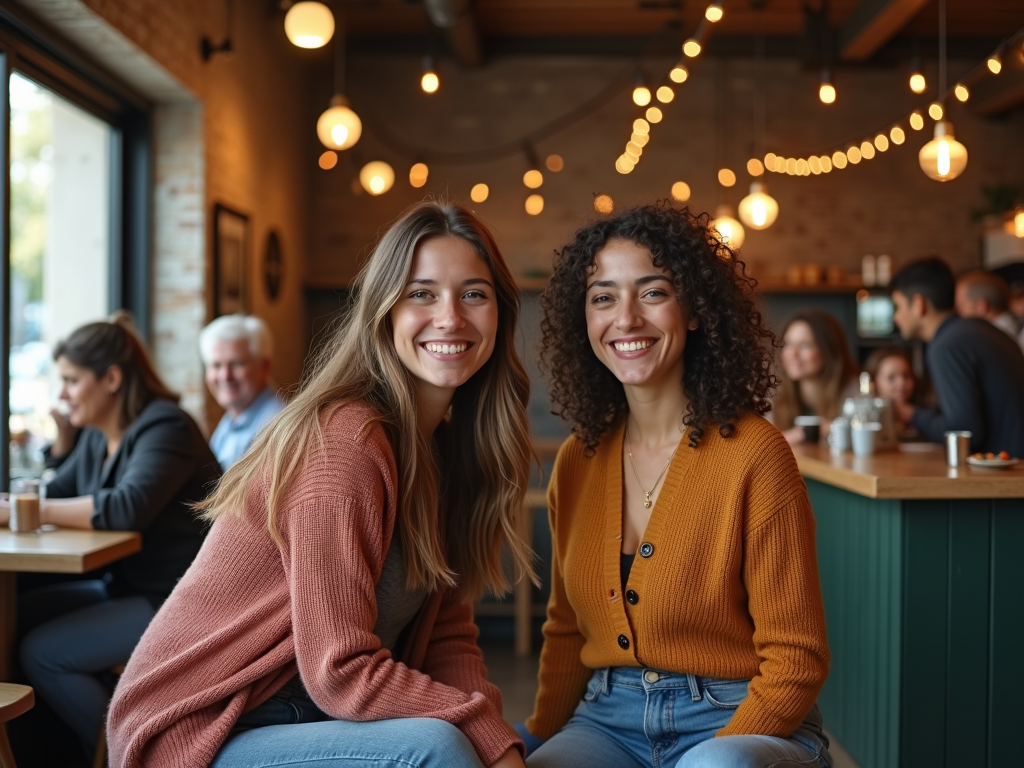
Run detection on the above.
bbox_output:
[919,120,967,181]
[711,205,746,249]
[316,26,361,150]
[359,161,394,195]
[284,2,335,49]
[738,181,779,230]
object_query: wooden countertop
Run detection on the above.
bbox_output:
[0,528,141,573]
[793,443,1024,499]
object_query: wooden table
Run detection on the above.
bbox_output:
[792,443,1024,768]
[0,528,141,679]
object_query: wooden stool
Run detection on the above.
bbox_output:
[92,663,125,768]
[0,683,35,768]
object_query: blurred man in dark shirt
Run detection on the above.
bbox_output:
[890,257,1024,457]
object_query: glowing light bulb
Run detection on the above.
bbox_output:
[616,156,635,174]
[710,205,745,249]
[986,54,1002,74]
[646,107,663,123]
[633,86,652,106]
[819,83,836,104]
[671,181,691,202]
[919,120,967,181]
[928,102,944,120]
[909,111,925,131]
[318,150,337,170]
[626,141,643,158]
[738,182,778,230]
[820,155,832,172]
[785,158,797,175]
[633,119,651,135]
[594,194,614,214]
[656,86,674,103]
[359,161,394,196]
[631,132,650,147]
[1005,209,1024,238]
[795,159,808,175]
[860,141,875,160]
[523,169,544,189]
[409,162,429,187]
[874,134,889,152]
[747,158,765,176]
[764,152,777,170]
[909,73,927,94]
[670,64,689,83]
[421,72,439,93]
[705,3,723,22]
[546,155,564,172]
[808,156,822,174]
[954,84,969,102]
[890,126,906,144]
[718,168,736,187]
[683,39,702,58]
[317,96,362,150]
[525,194,544,215]
[847,146,862,164]
[832,151,848,169]
[470,183,489,203]
[284,1,335,49]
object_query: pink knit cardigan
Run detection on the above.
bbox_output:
[106,403,521,767]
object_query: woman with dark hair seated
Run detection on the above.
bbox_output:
[521,203,832,768]
[0,313,220,760]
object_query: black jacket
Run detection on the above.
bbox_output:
[45,399,221,604]
[910,316,1024,457]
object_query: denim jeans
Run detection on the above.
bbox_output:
[211,679,489,767]
[527,667,832,768]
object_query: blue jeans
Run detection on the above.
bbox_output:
[527,668,832,768]
[211,680,489,767]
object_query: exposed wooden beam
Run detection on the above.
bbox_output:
[839,0,932,60]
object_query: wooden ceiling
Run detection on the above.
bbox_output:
[340,0,1024,41]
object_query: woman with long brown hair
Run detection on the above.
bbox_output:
[107,201,534,768]
[772,310,859,445]
[1,313,220,761]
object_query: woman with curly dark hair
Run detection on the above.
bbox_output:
[520,203,832,768]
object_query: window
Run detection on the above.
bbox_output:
[8,73,113,477]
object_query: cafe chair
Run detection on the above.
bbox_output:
[0,683,34,768]
[92,663,126,768]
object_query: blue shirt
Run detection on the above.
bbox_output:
[209,386,285,470]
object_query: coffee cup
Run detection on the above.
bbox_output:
[944,430,971,468]
[794,415,823,444]
[851,421,883,457]
[829,417,851,453]
[10,478,41,533]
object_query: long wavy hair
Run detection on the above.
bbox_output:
[200,201,534,601]
[773,310,858,430]
[540,202,777,453]
[54,311,179,429]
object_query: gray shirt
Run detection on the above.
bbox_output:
[373,538,429,651]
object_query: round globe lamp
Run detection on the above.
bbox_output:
[359,161,395,196]
[284,2,335,49]
[710,205,746,249]
[918,121,967,182]
[317,95,362,150]
[738,182,779,230]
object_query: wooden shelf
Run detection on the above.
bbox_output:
[754,278,866,293]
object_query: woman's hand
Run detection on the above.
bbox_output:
[491,746,527,768]
[49,407,78,457]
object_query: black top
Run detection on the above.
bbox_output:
[910,316,1024,457]
[620,552,635,592]
[45,399,221,605]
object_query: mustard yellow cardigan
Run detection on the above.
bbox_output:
[526,412,830,740]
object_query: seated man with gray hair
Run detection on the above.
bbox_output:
[200,314,285,470]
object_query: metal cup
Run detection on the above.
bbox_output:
[10,478,41,533]
[944,431,972,468]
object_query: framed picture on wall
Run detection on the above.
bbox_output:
[213,203,249,317]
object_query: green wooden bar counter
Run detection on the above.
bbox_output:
[791,444,1024,768]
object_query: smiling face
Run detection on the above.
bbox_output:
[875,354,914,403]
[389,235,499,404]
[205,339,271,418]
[57,356,118,429]
[781,321,824,382]
[585,238,695,392]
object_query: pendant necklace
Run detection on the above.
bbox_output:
[625,424,679,508]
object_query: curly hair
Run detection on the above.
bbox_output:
[539,202,777,453]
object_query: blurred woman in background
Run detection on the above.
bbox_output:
[772,310,859,445]
[1,312,220,760]
[863,347,924,437]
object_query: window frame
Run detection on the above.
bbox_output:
[0,7,152,488]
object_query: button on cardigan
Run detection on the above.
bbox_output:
[525,413,830,741]
[107,402,520,768]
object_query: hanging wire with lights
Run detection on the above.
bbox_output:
[739,12,779,232]
[919,0,967,181]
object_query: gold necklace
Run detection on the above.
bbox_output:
[625,425,679,509]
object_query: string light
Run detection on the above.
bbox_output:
[928,102,944,120]
[986,53,1002,74]
[646,107,663,123]
[633,72,652,106]
[318,150,337,170]
[909,55,927,94]
[819,81,836,104]
[633,118,651,135]
[1005,209,1024,238]
[954,83,970,102]
[860,140,875,159]
[718,168,736,187]
[656,86,674,103]
[594,194,614,214]
[808,156,821,174]
[919,120,968,181]
[747,158,765,176]
[874,134,889,151]
[909,111,925,130]
[890,126,906,144]
[523,169,544,188]
[421,57,439,94]
[763,152,776,169]
[820,155,832,172]
[626,141,644,158]
[705,3,724,22]
[616,155,635,174]
[359,161,394,195]
[317,96,362,150]
[670,63,689,83]
[795,158,808,175]
[525,194,544,215]
[631,132,650,147]
[671,181,691,201]
[546,155,564,171]
[683,39,702,58]
[409,162,429,187]
[832,151,848,169]
[284,1,335,48]
[847,146,862,164]
[785,158,797,174]
[470,183,489,202]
